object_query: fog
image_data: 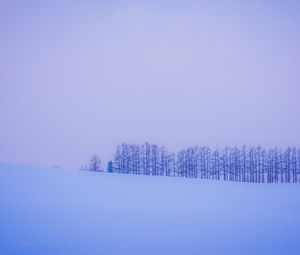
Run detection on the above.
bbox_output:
[1,1,299,169]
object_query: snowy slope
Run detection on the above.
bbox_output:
[0,163,300,255]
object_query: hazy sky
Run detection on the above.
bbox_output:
[1,1,300,169]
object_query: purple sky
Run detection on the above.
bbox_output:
[1,1,300,169]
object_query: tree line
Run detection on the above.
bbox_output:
[84,143,300,183]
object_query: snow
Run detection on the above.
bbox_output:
[0,163,300,255]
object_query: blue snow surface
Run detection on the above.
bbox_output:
[0,163,300,255]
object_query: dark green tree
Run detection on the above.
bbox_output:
[107,161,113,173]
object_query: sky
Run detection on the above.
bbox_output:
[0,0,300,169]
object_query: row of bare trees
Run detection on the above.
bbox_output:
[111,143,300,183]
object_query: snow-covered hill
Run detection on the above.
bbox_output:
[0,163,300,255]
